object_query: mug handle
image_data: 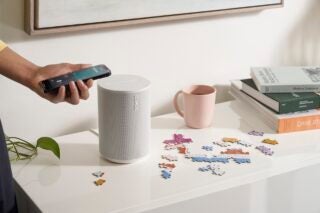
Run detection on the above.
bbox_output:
[173,90,184,117]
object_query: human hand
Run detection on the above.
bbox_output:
[29,63,94,105]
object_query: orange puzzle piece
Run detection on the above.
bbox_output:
[222,137,240,143]
[177,146,188,154]
[262,138,278,145]
[158,163,176,169]
[221,148,249,155]
[94,179,106,186]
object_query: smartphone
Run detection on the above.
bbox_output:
[41,64,111,93]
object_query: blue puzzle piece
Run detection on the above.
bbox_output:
[204,157,212,163]
[233,158,251,164]
[161,170,171,179]
[192,156,229,163]
[210,157,229,163]
[192,157,207,162]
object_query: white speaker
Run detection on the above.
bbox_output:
[97,74,151,163]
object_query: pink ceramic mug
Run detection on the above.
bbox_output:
[174,85,216,128]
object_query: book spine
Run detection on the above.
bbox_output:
[278,114,320,133]
[260,85,320,93]
[279,97,320,114]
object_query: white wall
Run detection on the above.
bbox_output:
[1,0,320,140]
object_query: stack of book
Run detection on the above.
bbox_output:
[230,67,320,133]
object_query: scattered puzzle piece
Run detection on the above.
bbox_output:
[177,146,188,154]
[256,145,274,156]
[191,156,207,162]
[210,156,230,163]
[221,148,249,155]
[164,144,185,150]
[248,130,264,136]
[161,155,178,161]
[191,156,230,163]
[198,164,225,176]
[210,164,221,170]
[159,163,176,170]
[163,134,193,145]
[185,154,207,159]
[236,140,252,147]
[233,158,251,164]
[164,144,177,150]
[161,170,171,179]
[222,137,240,143]
[212,167,226,176]
[212,141,230,147]
[262,138,278,145]
[213,154,233,159]
[92,171,105,178]
[198,164,222,173]
[94,179,106,186]
[202,145,213,151]
[228,154,250,159]
[198,165,211,172]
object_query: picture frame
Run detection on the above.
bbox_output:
[25,0,283,35]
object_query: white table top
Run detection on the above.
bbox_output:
[12,101,320,213]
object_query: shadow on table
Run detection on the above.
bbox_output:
[151,116,188,130]
[12,141,152,187]
[13,143,145,167]
[151,102,275,134]
[13,142,149,185]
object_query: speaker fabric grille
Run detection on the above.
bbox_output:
[98,75,150,163]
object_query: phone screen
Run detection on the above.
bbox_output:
[42,64,111,93]
[73,66,102,80]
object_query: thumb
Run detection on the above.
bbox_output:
[68,64,92,72]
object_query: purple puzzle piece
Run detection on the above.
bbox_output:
[202,145,213,151]
[163,134,193,145]
[256,145,274,156]
[198,165,211,172]
[212,168,226,176]
[248,130,264,137]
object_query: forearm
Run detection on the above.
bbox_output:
[0,41,93,104]
[0,47,40,90]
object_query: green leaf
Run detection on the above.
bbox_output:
[36,137,60,159]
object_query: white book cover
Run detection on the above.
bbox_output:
[250,67,320,93]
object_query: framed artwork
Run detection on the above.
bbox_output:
[25,0,283,35]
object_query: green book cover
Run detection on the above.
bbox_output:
[241,79,320,114]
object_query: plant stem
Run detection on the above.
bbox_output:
[8,137,36,149]
[6,136,38,161]
[11,143,20,159]
[7,142,35,151]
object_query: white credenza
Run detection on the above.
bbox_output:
[12,101,320,213]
